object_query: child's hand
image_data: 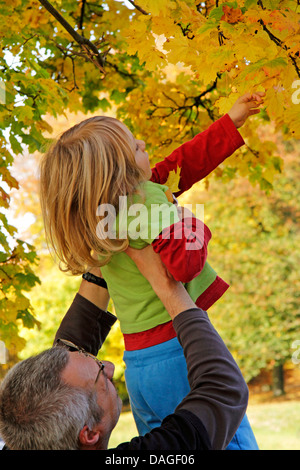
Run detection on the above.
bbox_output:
[228,92,265,128]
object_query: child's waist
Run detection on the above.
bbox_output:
[123,320,176,351]
[123,276,228,351]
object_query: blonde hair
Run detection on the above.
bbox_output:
[39,116,145,275]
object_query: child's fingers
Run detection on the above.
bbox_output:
[252,92,266,102]
[248,108,261,116]
[246,99,262,109]
[239,92,252,102]
[240,91,265,103]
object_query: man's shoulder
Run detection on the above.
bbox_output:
[113,409,212,451]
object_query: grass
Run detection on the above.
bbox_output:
[108,399,300,450]
[247,400,300,450]
[108,410,137,448]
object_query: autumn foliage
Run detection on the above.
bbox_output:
[0,0,299,367]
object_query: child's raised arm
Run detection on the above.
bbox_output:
[151,92,265,197]
[228,92,265,128]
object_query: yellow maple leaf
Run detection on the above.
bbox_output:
[139,0,175,16]
[284,105,300,139]
[165,165,181,193]
[151,16,178,36]
[265,87,284,121]
[164,35,191,63]
[215,91,239,115]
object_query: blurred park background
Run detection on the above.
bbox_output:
[1,0,300,450]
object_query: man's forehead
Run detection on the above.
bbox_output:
[61,351,98,387]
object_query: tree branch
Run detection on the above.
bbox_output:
[258,19,300,78]
[257,1,300,78]
[37,0,105,72]
[79,0,87,33]
[147,76,219,128]
[128,0,149,15]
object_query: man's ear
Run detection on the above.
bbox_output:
[78,425,100,449]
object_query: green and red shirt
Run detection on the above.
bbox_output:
[101,114,245,349]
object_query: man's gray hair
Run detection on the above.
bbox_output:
[0,347,103,450]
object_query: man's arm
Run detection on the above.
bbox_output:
[78,269,110,311]
[126,246,248,450]
[172,309,248,449]
[54,269,116,355]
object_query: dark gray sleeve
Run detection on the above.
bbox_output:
[53,293,117,355]
[172,308,249,450]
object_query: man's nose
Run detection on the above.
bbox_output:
[103,360,115,380]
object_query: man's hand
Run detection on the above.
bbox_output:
[126,245,196,319]
[176,205,195,221]
[228,92,265,128]
[126,245,172,286]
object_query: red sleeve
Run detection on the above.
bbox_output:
[151,114,244,197]
[152,217,212,283]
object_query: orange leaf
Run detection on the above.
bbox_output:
[221,5,244,24]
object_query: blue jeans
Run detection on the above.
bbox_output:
[124,337,259,450]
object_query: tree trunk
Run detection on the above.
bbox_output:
[272,363,285,397]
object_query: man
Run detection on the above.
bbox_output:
[0,246,248,450]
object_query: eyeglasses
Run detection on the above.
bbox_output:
[55,338,105,384]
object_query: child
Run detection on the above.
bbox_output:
[39,92,263,449]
